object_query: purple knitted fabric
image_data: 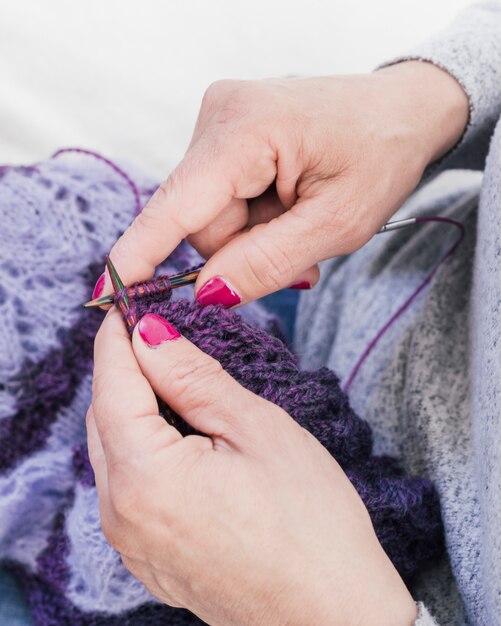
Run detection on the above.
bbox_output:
[0,154,443,626]
[114,282,444,582]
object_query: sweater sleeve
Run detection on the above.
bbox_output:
[414,602,439,626]
[380,6,501,623]
[379,1,501,174]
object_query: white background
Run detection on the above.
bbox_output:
[0,0,472,178]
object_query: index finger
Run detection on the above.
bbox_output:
[106,131,276,289]
[107,140,233,288]
[92,308,182,463]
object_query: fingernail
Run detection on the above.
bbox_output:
[289,281,311,290]
[91,273,106,299]
[196,276,241,308]
[138,314,181,347]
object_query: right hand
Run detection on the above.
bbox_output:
[103,60,468,306]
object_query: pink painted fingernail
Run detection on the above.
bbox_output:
[289,281,311,290]
[196,277,241,308]
[92,273,106,299]
[138,314,181,347]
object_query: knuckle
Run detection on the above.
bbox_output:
[242,230,296,292]
[117,174,190,243]
[187,230,217,260]
[108,475,141,524]
[112,198,166,259]
[98,508,131,556]
[92,366,115,397]
[168,353,224,402]
[137,188,172,231]
[99,514,117,547]
[111,221,153,267]
[103,522,129,556]
[134,206,161,236]
[336,218,372,254]
[85,405,94,431]
[93,319,109,357]
[120,554,137,576]
[91,374,125,424]
[202,80,256,126]
[322,184,375,255]
[154,171,185,209]
[154,176,176,205]
[147,172,202,235]
[202,79,237,106]
[203,79,244,106]
[119,556,152,589]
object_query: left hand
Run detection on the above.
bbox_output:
[88,309,417,626]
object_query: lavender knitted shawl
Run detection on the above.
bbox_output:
[0,153,443,626]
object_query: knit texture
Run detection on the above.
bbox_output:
[0,153,444,625]
[299,3,501,624]
[118,280,445,579]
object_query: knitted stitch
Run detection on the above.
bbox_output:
[0,154,443,626]
[114,279,445,582]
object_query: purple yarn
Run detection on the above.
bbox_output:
[0,152,444,626]
[51,149,143,217]
[343,216,465,391]
[5,273,443,626]
[112,277,444,585]
[36,508,73,594]
[6,562,204,626]
[0,266,102,472]
[72,444,97,488]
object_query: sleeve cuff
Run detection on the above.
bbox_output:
[378,2,501,172]
[415,602,440,625]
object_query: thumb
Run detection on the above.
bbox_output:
[194,200,325,307]
[132,313,284,447]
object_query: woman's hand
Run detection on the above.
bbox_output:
[103,61,468,306]
[88,310,417,625]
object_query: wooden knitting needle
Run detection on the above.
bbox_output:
[83,217,418,309]
[83,266,201,308]
[105,256,138,332]
[103,256,194,431]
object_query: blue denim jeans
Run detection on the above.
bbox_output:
[260,289,299,344]
[0,567,32,626]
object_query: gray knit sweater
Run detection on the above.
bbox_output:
[295,2,501,624]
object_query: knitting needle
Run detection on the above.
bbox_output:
[105,256,138,331]
[83,217,418,308]
[377,217,416,233]
[104,257,195,432]
[83,266,200,308]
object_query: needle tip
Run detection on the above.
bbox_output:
[82,294,114,308]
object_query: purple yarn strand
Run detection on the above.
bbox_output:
[51,148,142,216]
[343,217,465,392]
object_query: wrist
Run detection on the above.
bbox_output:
[376,60,469,167]
[268,551,418,626]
